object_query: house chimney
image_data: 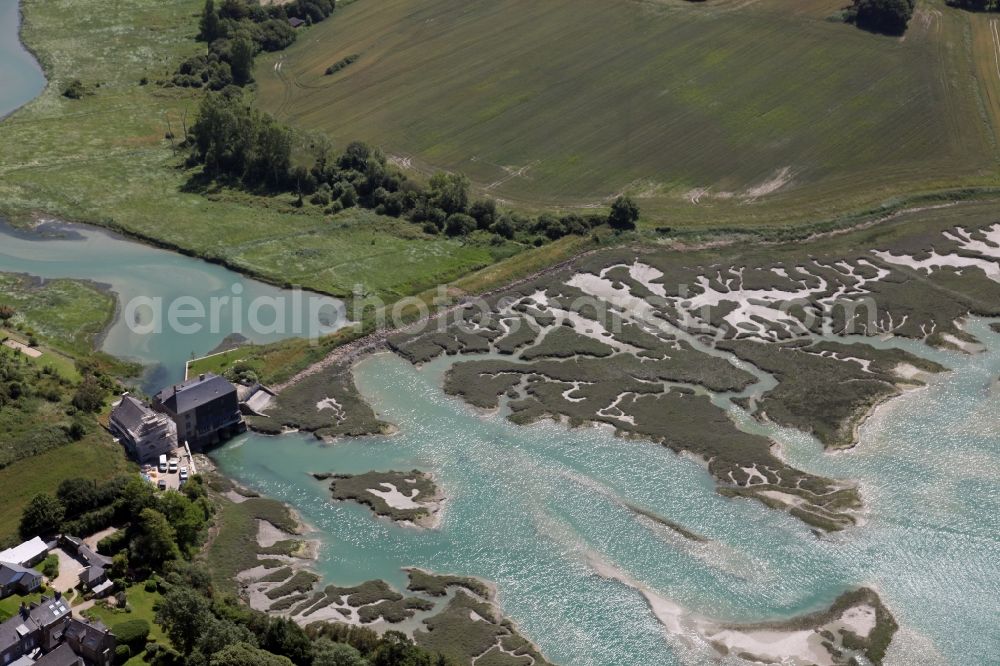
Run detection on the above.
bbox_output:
[55,590,61,600]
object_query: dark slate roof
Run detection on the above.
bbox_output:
[154,373,236,414]
[30,596,70,628]
[78,545,111,569]
[80,565,106,586]
[110,395,152,431]
[0,562,40,586]
[33,643,82,666]
[0,596,69,652]
[64,618,112,653]
[0,612,31,654]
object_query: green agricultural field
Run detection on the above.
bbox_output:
[257,0,1000,227]
[0,434,133,543]
[0,0,525,304]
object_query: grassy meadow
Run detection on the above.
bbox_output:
[0,274,134,543]
[257,0,1000,227]
[0,273,116,358]
[0,0,524,303]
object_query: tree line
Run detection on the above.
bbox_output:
[187,88,639,241]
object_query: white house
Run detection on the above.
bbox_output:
[0,537,48,568]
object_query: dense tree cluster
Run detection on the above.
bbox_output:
[173,0,334,89]
[189,87,292,189]
[19,475,211,570]
[846,0,915,35]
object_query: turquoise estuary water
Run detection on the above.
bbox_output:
[0,220,345,391]
[213,320,1000,666]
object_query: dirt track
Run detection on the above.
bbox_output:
[271,247,599,394]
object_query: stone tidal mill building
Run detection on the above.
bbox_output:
[110,372,245,462]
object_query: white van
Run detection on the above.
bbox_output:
[158,454,168,473]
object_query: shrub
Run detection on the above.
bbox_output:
[72,375,106,412]
[445,213,476,237]
[310,183,332,206]
[113,619,151,647]
[339,184,358,208]
[608,196,639,231]
[114,644,131,664]
[325,54,359,75]
[98,529,129,556]
[66,421,86,441]
[849,0,914,34]
[63,79,86,99]
[40,554,59,578]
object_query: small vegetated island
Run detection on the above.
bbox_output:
[313,469,443,528]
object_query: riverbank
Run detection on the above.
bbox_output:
[0,0,536,312]
[202,466,553,664]
[0,0,44,119]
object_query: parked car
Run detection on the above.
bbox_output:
[158,454,168,473]
[179,466,189,482]
[168,459,179,473]
[157,478,167,490]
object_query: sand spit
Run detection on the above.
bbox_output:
[587,552,895,666]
